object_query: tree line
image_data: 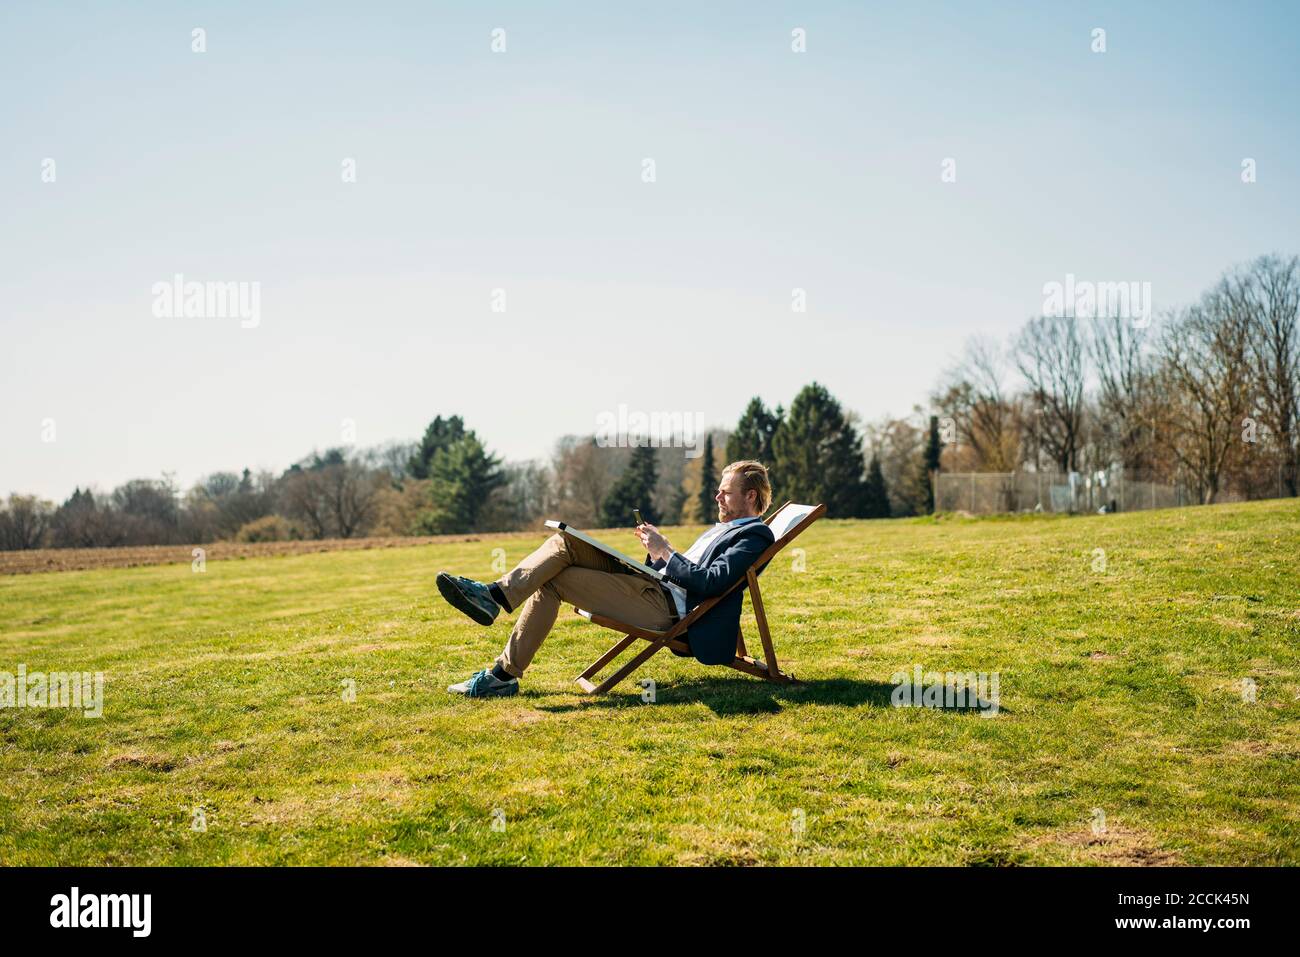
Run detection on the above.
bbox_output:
[0,381,899,551]
[2,252,1295,550]
[930,253,1298,504]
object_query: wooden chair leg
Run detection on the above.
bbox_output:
[577,634,636,682]
[736,626,748,659]
[748,570,782,679]
[590,640,666,694]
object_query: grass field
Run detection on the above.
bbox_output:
[2,500,1298,866]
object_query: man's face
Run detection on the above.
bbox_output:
[715,470,759,522]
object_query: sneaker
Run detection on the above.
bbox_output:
[436,572,501,626]
[448,668,519,698]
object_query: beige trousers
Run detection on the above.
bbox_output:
[492,532,675,678]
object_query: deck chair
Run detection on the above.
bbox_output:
[571,501,826,694]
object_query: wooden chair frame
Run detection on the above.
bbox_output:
[572,501,826,694]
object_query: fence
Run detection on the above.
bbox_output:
[934,471,1190,515]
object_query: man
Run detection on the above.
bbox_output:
[437,460,776,697]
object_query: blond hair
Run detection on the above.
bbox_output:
[722,460,772,515]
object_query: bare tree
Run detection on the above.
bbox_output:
[112,477,182,545]
[1233,254,1300,495]
[0,494,54,550]
[185,469,276,540]
[1155,286,1253,503]
[279,467,332,538]
[862,411,928,516]
[548,437,614,528]
[1089,311,1153,473]
[278,450,382,539]
[1014,315,1087,472]
[479,461,552,531]
[327,461,382,538]
[361,440,420,485]
[934,335,1021,470]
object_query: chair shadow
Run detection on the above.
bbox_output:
[534,677,1009,718]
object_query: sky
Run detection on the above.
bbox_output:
[2,1,1298,501]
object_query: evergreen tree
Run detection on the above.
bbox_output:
[770,382,870,518]
[727,396,784,489]
[408,415,466,479]
[423,433,506,533]
[695,434,718,523]
[600,445,659,528]
[864,454,891,518]
[663,483,689,526]
[919,414,942,514]
[62,487,94,515]
[50,487,125,548]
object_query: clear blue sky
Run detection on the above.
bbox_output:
[3,1,1297,500]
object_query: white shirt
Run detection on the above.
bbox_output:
[660,516,763,618]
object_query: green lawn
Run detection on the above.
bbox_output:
[2,500,1298,865]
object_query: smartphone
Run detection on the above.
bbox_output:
[633,508,645,526]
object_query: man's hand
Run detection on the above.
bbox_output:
[635,523,673,563]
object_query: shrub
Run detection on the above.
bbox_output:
[233,515,302,543]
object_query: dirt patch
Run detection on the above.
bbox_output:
[0,530,547,576]
[1087,651,1116,661]
[1211,615,1251,631]
[107,752,178,773]
[1027,824,1180,865]
[1224,738,1297,759]
[1225,739,1270,756]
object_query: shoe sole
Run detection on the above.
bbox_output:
[447,686,516,696]
[436,573,497,626]
[447,681,519,696]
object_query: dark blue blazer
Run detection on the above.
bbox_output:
[645,517,775,665]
